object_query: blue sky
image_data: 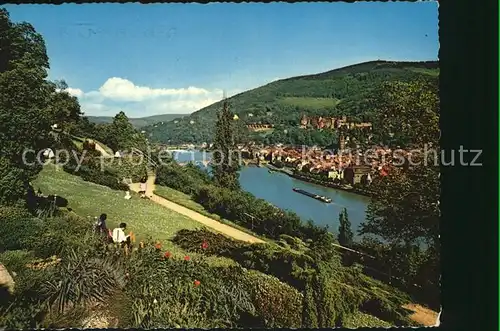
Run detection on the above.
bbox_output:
[4,2,439,117]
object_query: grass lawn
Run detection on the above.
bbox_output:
[33,165,236,266]
[154,185,271,243]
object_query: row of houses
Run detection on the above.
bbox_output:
[242,144,399,185]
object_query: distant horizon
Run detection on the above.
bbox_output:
[84,58,439,119]
[4,2,439,117]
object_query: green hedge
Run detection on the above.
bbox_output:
[171,228,413,327]
[246,270,303,328]
[0,206,44,252]
[104,156,147,183]
[63,152,129,191]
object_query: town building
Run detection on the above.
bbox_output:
[343,165,372,185]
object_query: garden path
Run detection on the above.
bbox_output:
[129,174,265,244]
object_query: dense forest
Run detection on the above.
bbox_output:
[87,113,188,129]
[143,60,439,146]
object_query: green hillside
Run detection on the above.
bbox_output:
[144,60,439,145]
[87,113,188,129]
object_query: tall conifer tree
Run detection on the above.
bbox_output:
[212,99,240,190]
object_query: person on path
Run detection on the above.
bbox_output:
[139,178,147,199]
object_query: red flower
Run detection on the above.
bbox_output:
[184,256,190,261]
[155,242,162,250]
[164,251,172,259]
[201,241,208,250]
[194,280,201,287]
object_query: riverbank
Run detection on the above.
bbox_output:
[265,163,373,198]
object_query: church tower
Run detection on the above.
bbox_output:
[339,133,346,151]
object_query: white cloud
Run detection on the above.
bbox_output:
[98,77,211,102]
[65,87,84,98]
[65,77,227,118]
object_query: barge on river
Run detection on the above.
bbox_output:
[292,188,332,203]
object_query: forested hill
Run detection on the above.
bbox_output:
[144,60,439,144]
[87,113,187,129]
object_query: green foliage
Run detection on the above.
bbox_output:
[343,311,392,328]
[144,60,438,145]
[0,9,56,204]
[34,213,98,259]
[0,260,57,329]
[104,156,148,183]
[87,113,188,129]
[0,250,35,273]
[155,162,211,195]
[369,79,440,147]
[338,208,353,247]
[0,157,31,206]
[42,249,127,314]
[79,170,130,191]
[212,101,241,190]
[0,206,43,252]
[63,150,130,191]
[94,112,148,153]
[122,246,257,328]
[172,228,245,255]
[172,228,413,327]
[156,161,329,242]
[246,270,303,328]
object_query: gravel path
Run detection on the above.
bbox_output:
[129,175,265,244]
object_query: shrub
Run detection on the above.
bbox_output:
[0,250,35,273]
[0,261,58,329]
[172,228,245,255]
[172,228,317,290]
[343,311,392,328]
[155,163,210,196]
[104,156,147,182]
[33,213,99,259]
[63,151,129,191]
[0,206,44,252]
[41,249,127,315]
[122,246,256,328]
[80,170,129,191]
[246,270,303,328]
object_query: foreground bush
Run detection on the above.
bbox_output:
[172,228,414,327]
[246,270,303,328]
[120,246,257,328]
[0,206,43,252]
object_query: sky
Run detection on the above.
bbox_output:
[4,2,439,118]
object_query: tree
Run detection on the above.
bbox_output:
[211,100,240,190]
[337,208,353,247]
[97,111,147,153]
[0,9,55,205]
[369,79,439,148]
[360,79,440,249]
[47,80,83,133]
[359,79,440,305]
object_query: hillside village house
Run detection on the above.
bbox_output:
[328,168,344,180]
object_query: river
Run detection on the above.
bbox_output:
[171,150,370,237]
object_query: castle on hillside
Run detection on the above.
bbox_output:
[300,115,372,131]
[246,124,274,131]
